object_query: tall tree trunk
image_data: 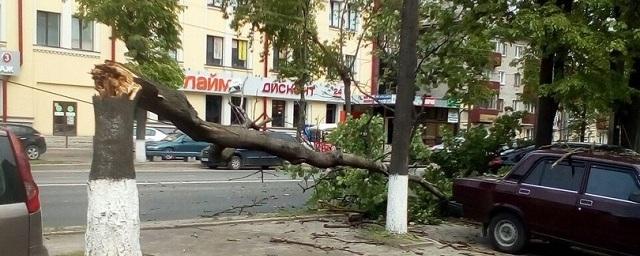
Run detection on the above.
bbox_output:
[344,77,352,114]
[134,108,147,162]
[534,53,557,147]
[608,50,625,145]
[86,96,140,255]
[386,0,418,234]
[297,94,307,140]
[615,58,640,150]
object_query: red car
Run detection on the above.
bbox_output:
[450,148,640,255]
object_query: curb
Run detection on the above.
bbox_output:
[44,214,344,236]
[31,162,203,170]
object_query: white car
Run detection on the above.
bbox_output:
[133,127,167,142]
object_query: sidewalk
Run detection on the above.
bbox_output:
[45,215,500,256]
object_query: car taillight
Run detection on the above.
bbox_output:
[7,131,41,214]
[23,181,40,213]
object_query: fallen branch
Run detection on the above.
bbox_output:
[201,197,268,217]
[94,62,449,202]
[311,232,384,245]
[269,237,364,255]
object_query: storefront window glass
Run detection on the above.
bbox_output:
[272,100,286,127]
[53,101,77,136]
[206,95,222,124]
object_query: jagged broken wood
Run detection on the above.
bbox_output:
[92,61,448,202]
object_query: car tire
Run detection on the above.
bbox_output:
[25,145,40,160]
[162,148,175,160]
[488,213,528,254]
[228,155,242,170]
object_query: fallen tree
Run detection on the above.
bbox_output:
[92,62,448,201]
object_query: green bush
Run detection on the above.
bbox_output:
[284,111,524,223]
[431,111,525,177]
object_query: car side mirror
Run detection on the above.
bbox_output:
[630,192,640,203]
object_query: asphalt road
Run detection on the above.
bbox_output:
[33,166,311,227]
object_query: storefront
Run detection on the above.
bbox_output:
[180,70,345,128]
[352,94,461,145]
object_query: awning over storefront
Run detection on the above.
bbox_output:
[351,94,460,109]
[180,69,345,103]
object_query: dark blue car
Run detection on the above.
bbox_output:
[146,133,210,160]
[200,132,297,170]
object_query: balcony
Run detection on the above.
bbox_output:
[468,108,500,123]
[522,113,536,125]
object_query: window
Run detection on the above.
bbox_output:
[495,41,507,56]
[512,100,520,111]
[326,104,337,123]
[586,166,640,201]
[207,0,223,7]
[71,17,93,50]
[232,39,248,68]
[37,11,60,47]
[515,45,524,58]
[205,95,222,124]
[346,4,358,31]
[499,71,505,85]
[344,54,356,76]
[524,159,585,191]
[514,73,521,87]
[53,101,77,136]
[206,36,224,66]
[272,100,286,127]
[273,47,288,71]
[330,1,341,28]
[230,97,247,125]
[497,99,504,111]
[168,49,177,60]
[524,103,535,113]
[145,129,156,137]
[0,136,24,206]
[478,95,498,109]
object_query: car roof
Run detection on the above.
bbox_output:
[531,149,640,169]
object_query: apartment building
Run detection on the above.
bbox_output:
[0,0,372,136]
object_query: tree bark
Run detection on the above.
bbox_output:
[614,57,640,150]
[386,0,419,234]
[86,96,141,256]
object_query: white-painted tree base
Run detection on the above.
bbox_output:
[386,174,408,234]
[135,139,146,163]
[85,179,142,256]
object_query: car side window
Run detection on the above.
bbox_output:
[0,137,24,205]
[523,159,585,191]
[182,136,193,142]
[146,129,155,136]
[586,166,640,201]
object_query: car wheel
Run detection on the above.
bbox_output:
[162,148,175,160]
[25,145,40,160]
[228,156,242,170]
[488,213,527,254]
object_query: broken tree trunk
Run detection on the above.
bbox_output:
[86,64,141,255]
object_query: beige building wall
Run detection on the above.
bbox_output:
[0,0,371,136]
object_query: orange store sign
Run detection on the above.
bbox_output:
[183,74,232,93]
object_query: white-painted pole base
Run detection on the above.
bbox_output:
[386,174,409,234]
[85,179,142,256]
[135,139,146,163]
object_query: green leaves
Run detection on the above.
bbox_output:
[77,0,184,87]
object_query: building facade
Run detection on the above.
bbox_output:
[0,0,373,136]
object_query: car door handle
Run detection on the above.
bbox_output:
[518,188,531,195]
[579,199,593,207]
